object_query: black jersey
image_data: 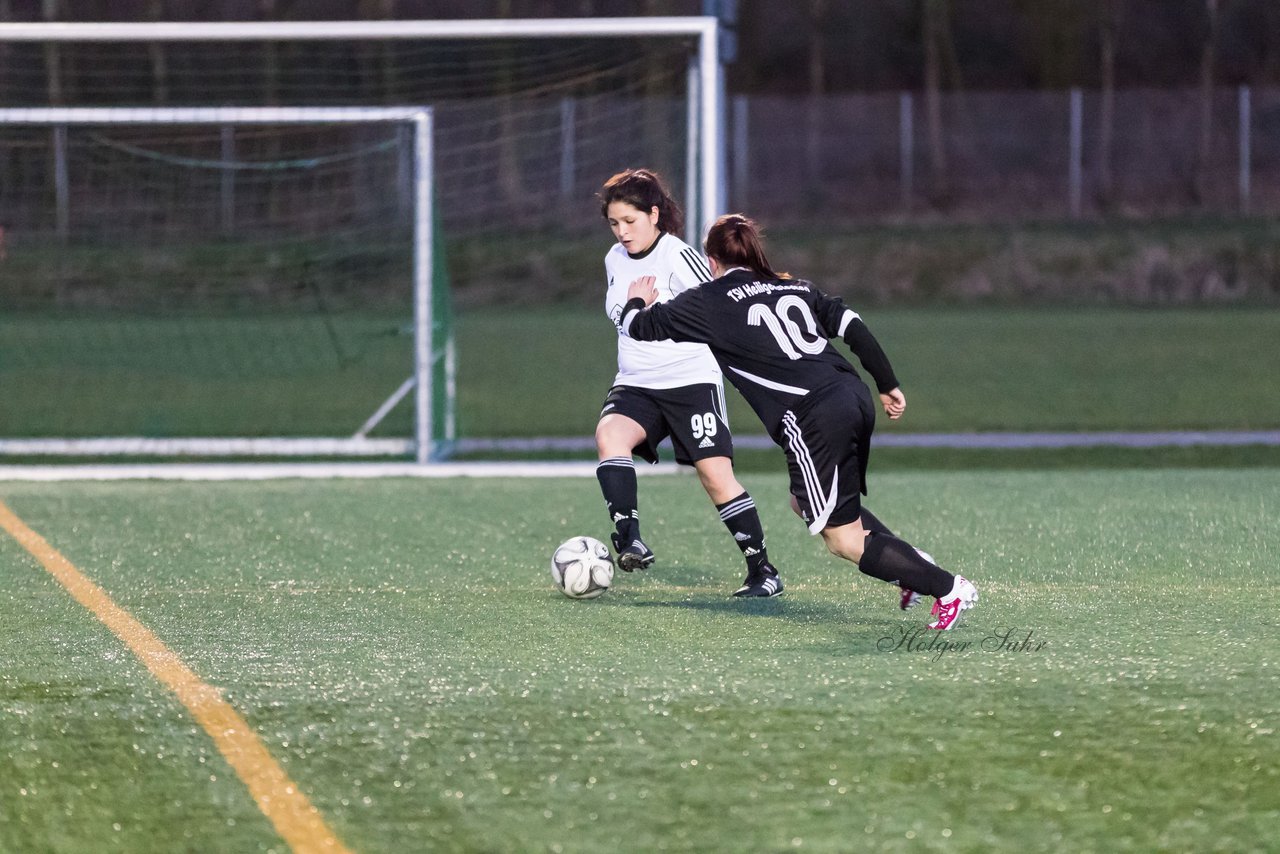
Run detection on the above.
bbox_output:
[621,268,899,439]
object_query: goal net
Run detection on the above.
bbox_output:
[0,18,722,465]
[0,106,443,461]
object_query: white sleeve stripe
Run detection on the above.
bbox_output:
[837,309,861,338]
[620,306,639,337]
[680,248,714,282]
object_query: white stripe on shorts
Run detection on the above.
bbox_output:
[781,411,839,534]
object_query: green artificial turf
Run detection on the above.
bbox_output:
[2,306,1279,441]
[455,305,1280,438]
[2,469,1277,852]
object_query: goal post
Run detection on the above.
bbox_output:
[0,17,725,469]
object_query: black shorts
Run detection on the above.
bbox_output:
[779,377,876,534]
[599,383,733,465]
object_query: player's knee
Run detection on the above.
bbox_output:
[823,537,854,562]
[821,527,866,563]
[694,458,739,496]
[594,426,617,456]
[700,471,739,496]
[595,416,637,455]
[594,424,613,451]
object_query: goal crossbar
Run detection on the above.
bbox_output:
[0,17,716,40]
[0,17,722,234]
[0,106,430,125]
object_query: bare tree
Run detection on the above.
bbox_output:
[0,0,10,104]
[804,0,829,197]
[358,0,400,102]
[0,0,10,204]
[260,0,285,221]
[1095,0,1124,209]
[42,0,62,105]
[642,0,669,183]
[259,0,289,106]
[494,0,526,220]
[922,0,952,206]
[1194,0,1220,205]
[149,0,169,104]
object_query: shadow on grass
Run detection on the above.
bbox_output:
[616,593,891,629]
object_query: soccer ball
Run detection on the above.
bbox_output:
[551,536,615,599]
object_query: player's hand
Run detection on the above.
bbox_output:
[627,275,658,307]
[880,388,906,420]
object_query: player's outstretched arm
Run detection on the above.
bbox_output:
[619,275,665,342]
[841,315,900,395]
[620,276,710,345]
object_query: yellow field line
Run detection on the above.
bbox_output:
[0,500,352,854]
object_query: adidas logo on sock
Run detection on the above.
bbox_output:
[612,512,628,523]
[742,546,761,557]
[698,436,715,448]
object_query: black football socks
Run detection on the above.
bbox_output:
[716,491,770,574]
[596,456,640,543]
[859,533,953,598]
[859,507,894,536]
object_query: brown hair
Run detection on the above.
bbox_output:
[703,213,787,279]
[598,168,684,236]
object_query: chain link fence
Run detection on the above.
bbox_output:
[729,86,1280,224]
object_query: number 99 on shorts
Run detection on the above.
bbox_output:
[691,412,718,440]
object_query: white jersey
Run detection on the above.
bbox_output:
[603,232,722,389]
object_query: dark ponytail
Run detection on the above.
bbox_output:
[704,213,787,279]
[598,168,684,236]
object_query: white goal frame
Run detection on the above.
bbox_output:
[0,17,725,472]
[0,105,439,463]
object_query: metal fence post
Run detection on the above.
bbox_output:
[732,94,747,210]
[1239,85,1251,215]
[220,125,235,235]
[53,125,69,242]
[1069,88,1083,218]
[559,96,575,204]
[900,91,914,212]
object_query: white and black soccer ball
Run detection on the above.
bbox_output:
[551,536,615,599]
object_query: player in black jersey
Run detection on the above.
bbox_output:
[620,214,978,629]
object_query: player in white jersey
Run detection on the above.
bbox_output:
[594,169,782,597]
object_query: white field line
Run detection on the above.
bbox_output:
[455,430,1280,452]
[0,431,1276,482]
